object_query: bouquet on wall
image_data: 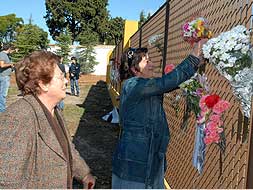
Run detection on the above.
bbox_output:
[148,33,164,55]
[148,34,164,75]
[179,74,230,174]
[202,25,253,117]
[182,17,212,45]
[180,18,236,173]
[197,94,230,149]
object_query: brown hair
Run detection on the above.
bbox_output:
[119,47,148,80]
[15,50,60,95]
[130,48,148,73]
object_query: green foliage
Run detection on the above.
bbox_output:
[224,52,252,77]
[44,0,109,44]
[107,17,124,45]
[138,10,151,28]
[55,29,72,62]
[76,44,98,74]
[78,27,99,46]
[0,14,23,43]
[12,24,49,61]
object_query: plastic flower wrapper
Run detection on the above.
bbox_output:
[182,17,212,45]
[202,25,253,117]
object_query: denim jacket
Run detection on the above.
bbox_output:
[112,55,199,187]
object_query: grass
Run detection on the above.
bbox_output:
[62,84,91,136]
[63,104,85,123]
[7,85,20,97]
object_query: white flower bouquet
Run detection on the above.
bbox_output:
[148,34,164,54]
[202,25,253,117]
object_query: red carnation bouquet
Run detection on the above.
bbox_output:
[198,94,230,148]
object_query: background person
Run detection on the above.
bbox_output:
[0,50,95,189]
[112,40,206,189]
[0,43,16,112]
[69,56,80,96]
[57,56,66,111]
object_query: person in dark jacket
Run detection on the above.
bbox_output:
[57,56,66,110]
[69,56,80,96]
[112,39,207,189]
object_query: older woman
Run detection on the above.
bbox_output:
[0,51,95,188]
[112,40,206,189]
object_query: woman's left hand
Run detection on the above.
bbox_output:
[191,39,208,58]
[82,173,96,189]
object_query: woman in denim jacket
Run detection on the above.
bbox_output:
[112,40,206,189]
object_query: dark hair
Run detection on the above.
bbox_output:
[2,43,15,51]
[71,56,77,61]
[15,50,60,95]
[119,47,148,80]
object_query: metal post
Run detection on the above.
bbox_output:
[162,0,171,74]
[246,97,253,188]
[139,27,142,48]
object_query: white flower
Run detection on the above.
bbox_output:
[227,57,237,66]
[234,43,243,51]
[220,53,231,62]
[241,45,250,54]
[148,34,163,46]
[202,25,252,117]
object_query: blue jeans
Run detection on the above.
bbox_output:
[112,174,146,189]
[70,77,79,95]
[0,75,10,112]
[57,100,64,110]
[112,158,165,189]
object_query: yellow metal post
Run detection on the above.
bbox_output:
[123,20,138,50]
[106,20,138,108]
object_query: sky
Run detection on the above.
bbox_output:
[0,0,165,43]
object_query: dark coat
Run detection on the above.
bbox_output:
[69,63,80,79]
[0,95,90,188]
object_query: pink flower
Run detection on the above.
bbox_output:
[216,127,224,134]
[164,64,175,74]
[206,121,218,130]
[182,23,190,32]
[199,95,208,110]
[213,100,230,114]
[209,114,223,126]
[204,134,220,144]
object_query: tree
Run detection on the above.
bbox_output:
[138,10,151,28]
[44,0,109,44]
[0,14,23,43]
[55,29,72,63]
[76,33,98,74]
[107,17,124,45]
[13,24,49,61]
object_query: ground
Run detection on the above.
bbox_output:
[7,75,120,189]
